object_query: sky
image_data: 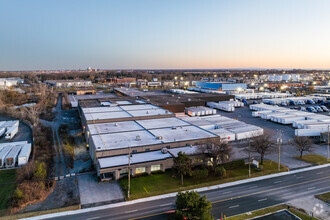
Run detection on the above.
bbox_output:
[1,0,330,71]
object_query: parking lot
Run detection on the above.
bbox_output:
[216,106,329,169]
[0,115,33,144]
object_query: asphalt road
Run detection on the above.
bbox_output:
[45,166,330,220]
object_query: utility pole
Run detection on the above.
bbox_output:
[128,147,131,199]
[327,125,329,162]
[277,130,282,172]
[248,140,251,177]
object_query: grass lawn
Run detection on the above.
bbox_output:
[315,191,330,204]
[0,169,17,215]
[119,160,288,200]
[227,204,318,220]
[294,154,329,165]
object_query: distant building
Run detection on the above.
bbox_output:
[195,81,247,91]
[45,80,92,88]
[0,78,24,87]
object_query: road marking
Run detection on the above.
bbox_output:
[249,186,258,189]
[308,187,316,190]
[160,203,172,207]
[222,191,232,194]
[273,181,282,184]
[129,176,330,220]
[229,205,239,209]
[125,210,138,213]
[211,176,330,204]
[316,172,323,174]
[296,176,303,179]
[87,217,100,220]
[258,198,267,202]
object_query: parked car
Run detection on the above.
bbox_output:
[280,102,288,106]
[314,106,323,112]
[320,105,329,112]
[306,99,315,105]
[300,107,307,111]
[306,107,317,113]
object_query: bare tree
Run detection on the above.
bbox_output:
[249,131,276,165]
[198,138,232,171]
[292,136,314,158]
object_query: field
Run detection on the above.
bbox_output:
[295,154,329,165]
[0,169,16,215]
[119,160,288,200]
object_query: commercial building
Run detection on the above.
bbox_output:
[79,101,219,180]
[0,78,24,87]
[45,80,93,88]
[195,81,247,91]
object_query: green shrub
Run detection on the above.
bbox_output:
[215,166,226,177]
[33,161,47,181]
[193,169,209,179]
[222,160,245,169]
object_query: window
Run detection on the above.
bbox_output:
[151,164,161,171]
[194,158,204,164]
[166,146,171,149]
[132,150,137,154]
[119,169,128,175]
[135,167,146,174]
[145,148,150,152]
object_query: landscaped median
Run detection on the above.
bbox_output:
[227,204,318,220]
[315,191,330,204]
[295,154,329,165]
[119,160,288,200]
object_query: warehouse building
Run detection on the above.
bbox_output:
[195,81,247,91]
[45,80,93,88]
[79,101,219,180]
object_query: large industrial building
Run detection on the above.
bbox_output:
[79,100,219,180]
[195,81,247,91]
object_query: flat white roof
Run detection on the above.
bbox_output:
[98,150,171,168]
[116,100,132,105]
[92,130,163,151]
[127,108,170,117]
[98,146,200,169]
[136,117,190,129]
[81,106,123,114]
[84,111,132,121]
[120,104,159,111]
[149,125,216,143]
[88,121,144,135]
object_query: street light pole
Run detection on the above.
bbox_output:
[248,140,251,177]
[327,125,329,162]
[128,147,131,199]
[277,130,282,172]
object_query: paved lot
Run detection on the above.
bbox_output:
[217,107,328,169]
[78,174,125,208]
[0,115,33,144]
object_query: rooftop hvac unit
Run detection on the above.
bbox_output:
[161,148,168,154]
[146,111,149,114]
[157,136,163,140]
[136,135,141,141]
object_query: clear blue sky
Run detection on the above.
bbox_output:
[1,0,330,70]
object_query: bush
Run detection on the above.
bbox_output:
[193,169,209,179]
[222,160,245,169]
[33,161,47,181]
[215,166,226,177]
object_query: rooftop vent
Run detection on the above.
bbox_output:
[157,136,163,140]
[165,110,169,114]
[115,123,118,127]
[136,135,141,141]
[161,148,168,154]
[146,111,149,114]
